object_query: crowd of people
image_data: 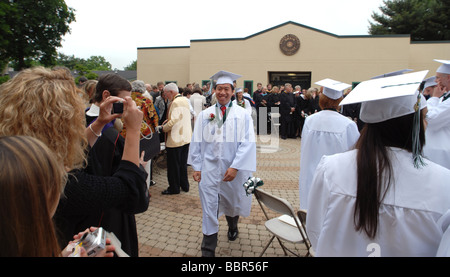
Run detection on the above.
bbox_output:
[250,82,322,139]
[0,59,449,257]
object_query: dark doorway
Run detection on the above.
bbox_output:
[268,71,311,90]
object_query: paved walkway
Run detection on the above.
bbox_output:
[136,134,309,257]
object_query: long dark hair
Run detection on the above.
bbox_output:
[353,110,426,239]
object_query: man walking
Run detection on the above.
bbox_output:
[188,70,256,257]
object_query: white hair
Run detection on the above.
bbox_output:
[131,80,146,94]
[164,82,179,93]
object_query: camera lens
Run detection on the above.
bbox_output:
[80,232,94,247]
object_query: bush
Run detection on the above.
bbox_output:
[0,75,10,85]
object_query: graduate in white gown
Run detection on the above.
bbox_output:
[423,59,450,169]
[232,87,252,115]
[188,70,256,257]
[306,70,450,257]
[299,79,359,210]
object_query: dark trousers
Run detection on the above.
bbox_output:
[280,114,295,138]
[166,143,190,193]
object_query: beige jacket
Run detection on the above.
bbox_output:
[162,94,192,148]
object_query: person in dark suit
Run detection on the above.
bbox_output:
[280,83,296,139]
[295,90,311,138]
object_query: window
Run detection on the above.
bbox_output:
[244,80,253,96]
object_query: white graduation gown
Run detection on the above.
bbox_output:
[232,99,252,115]
[298,110,359,210]
[423,95,450,169]
[188,104,256,235]
[306,148,450,257]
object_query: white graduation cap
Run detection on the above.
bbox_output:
[235,87,243,93]
[435,59,450,74]
[315,78,351,100]
[340,70,429,123]
[423,76,437,90]
[209,70,242,85]
[371,69,413,79]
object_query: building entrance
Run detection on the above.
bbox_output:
[268,71,311,90]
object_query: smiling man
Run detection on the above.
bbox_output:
[188,70,256,257]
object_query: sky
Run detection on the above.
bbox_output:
[59,0,386,70]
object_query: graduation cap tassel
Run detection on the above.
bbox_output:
[412,92,427,169]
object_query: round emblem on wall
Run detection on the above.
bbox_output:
[279,34,300,56]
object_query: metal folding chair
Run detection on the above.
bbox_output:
[254,188,313,257]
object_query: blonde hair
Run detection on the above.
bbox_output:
[82,79,98,104]
[0,67,87,170]
[0,136,66,256]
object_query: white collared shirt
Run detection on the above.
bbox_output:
[86,103,100,117]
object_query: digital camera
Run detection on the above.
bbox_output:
[112,102,124,114]
[79,227,106,257]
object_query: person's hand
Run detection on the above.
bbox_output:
[193,171,201,182]
[61,241,88,257]
[96,96,123,126]
[223,168,238,182]
[122,96,143,133]
[155,125,163,133]
[67,227,116,257]
[432,84,447,98]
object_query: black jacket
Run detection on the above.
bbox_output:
[54,127,149,257]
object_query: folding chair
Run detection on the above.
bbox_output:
[254,188,313,257]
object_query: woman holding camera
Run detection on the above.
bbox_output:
[0,67,148,257]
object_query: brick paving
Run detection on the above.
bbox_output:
[136,134,309,257]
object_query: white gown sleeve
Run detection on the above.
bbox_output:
[305,155,331,250]
[187,111,204,171]
[436,209,450,257]
[426,97,450,130]
[346,122,360,149]
[230,112,256,172]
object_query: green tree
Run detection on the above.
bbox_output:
[369,0,450,41]
[56,53,112,71]
[56,53,85,70]
[85,55,112,71]
[0,1,14,71]
[0,0,75,70]
[124,60,137,71]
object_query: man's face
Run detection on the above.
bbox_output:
[215,84,234,105]
[436,73,450,90]
[102,89,131,103]
[162,90,169,100]
[257,84,262,90]
[423,86,436,96]
[117,90,131,99]
[158,84,165,92]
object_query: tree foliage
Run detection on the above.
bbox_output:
[0,0,75,70]
[124,60,137,71]
[56,53,112,71]
[369,0,450,41]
